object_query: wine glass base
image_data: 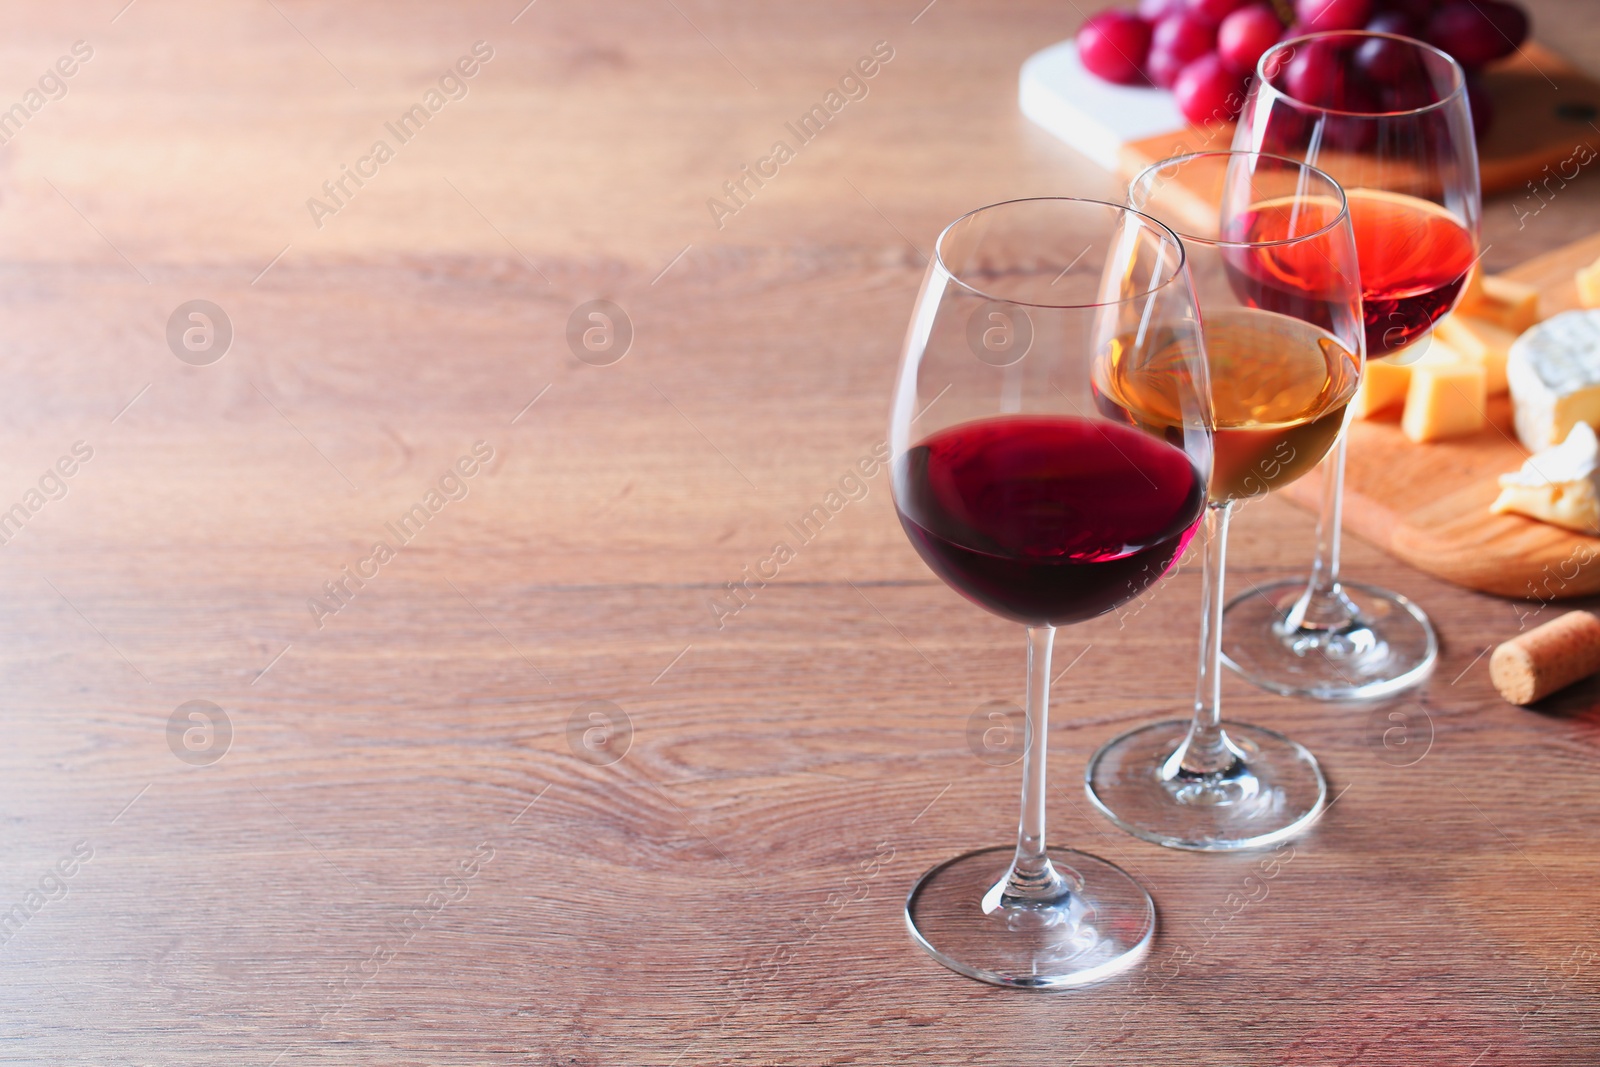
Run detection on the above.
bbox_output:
[1085,720,1327,851]
[1220,579,1438,700]
[904,846,1154,989]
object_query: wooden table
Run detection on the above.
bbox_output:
[3,1,1599,1063]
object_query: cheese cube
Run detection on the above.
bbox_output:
[1433,315,1514,396]
[1351,352,1412,418]
[1456,265,1487,317]
[1577,255,1600,309]
[1508,309,1600,450]
[1473,275,1541,333]
[1402,361,1487,442]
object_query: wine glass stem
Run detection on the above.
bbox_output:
[995,625,1069,907]
[1283,425,1360,632]
[1175,501,1242,778]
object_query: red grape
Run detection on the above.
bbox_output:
[1078,10,1154,84]
[1375,0,1435,22]
[1282,38,1343,105]
[1379,76,1438,110]
[1364,9,1416,35]
[1173,53,1246,124]
[1426,0,1527,68]
[1338,77,1381,114]
[1218,4,1285,74]
[1465,71,1494,136]
[1186,0,1248,24]
[1295,0,1372,32]
[1492,1,1532,47]
[1138,0,1186,17]
[1323,78,1380,149]
[1147,47,1189,88]
[1152,12,1218,59]
[1357,13,1420,80]
[1148,11,1217,86]
[1259,34,1297,83]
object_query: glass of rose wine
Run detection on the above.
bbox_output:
[1223,30,1480,699]
[1087,151,1362,851]
[891,198,1212,987]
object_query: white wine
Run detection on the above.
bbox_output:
[1106,307,1359,503]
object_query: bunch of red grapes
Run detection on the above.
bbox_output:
[1077,0,1528,131]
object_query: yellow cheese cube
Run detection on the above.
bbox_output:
[1456,265,1487,317]
[1577,255,1600,309]
[1432,315,1514,396]
[1351,352,1412,418]
[1401,361,1487,442]
[1473,275,1541,333]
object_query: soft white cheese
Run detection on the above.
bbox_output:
[1491,422,1600,534]
[1507,309,1600,450]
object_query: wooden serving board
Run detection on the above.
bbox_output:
[1117,42,1600,197]
[1279,231,1600,600]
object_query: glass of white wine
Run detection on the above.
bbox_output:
[1087,151,1362,851]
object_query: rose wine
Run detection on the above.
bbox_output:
[1225,189,1475,357]
[1222,193,1353,336]
[1347,188,1476,356]
[894,415,1206,626]
[1104,308,1359,504]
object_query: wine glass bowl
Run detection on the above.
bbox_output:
[1086,152,1360,851]
[892,198,1214,631]
[889,197,1213,987]
[1223,30,1479,700]
[1251,32,1481,357]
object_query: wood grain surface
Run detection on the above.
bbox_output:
[1281,231,1600,600]
[1,2,1599,1065]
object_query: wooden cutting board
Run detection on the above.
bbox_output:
[1116,43,1600,197]
[1279,231,1600,601]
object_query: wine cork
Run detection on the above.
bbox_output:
[1491,610,1600,706]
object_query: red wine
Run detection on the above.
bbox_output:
[1347,189,1477,356]
[894,415,1206,626]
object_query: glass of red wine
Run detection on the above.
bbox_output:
[891,198,1212,987]
[1087,151,1362,850]
[1223,31,1480,700]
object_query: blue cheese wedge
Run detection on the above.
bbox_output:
[1491,422,1600,534]
[1507,309,1600,451]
